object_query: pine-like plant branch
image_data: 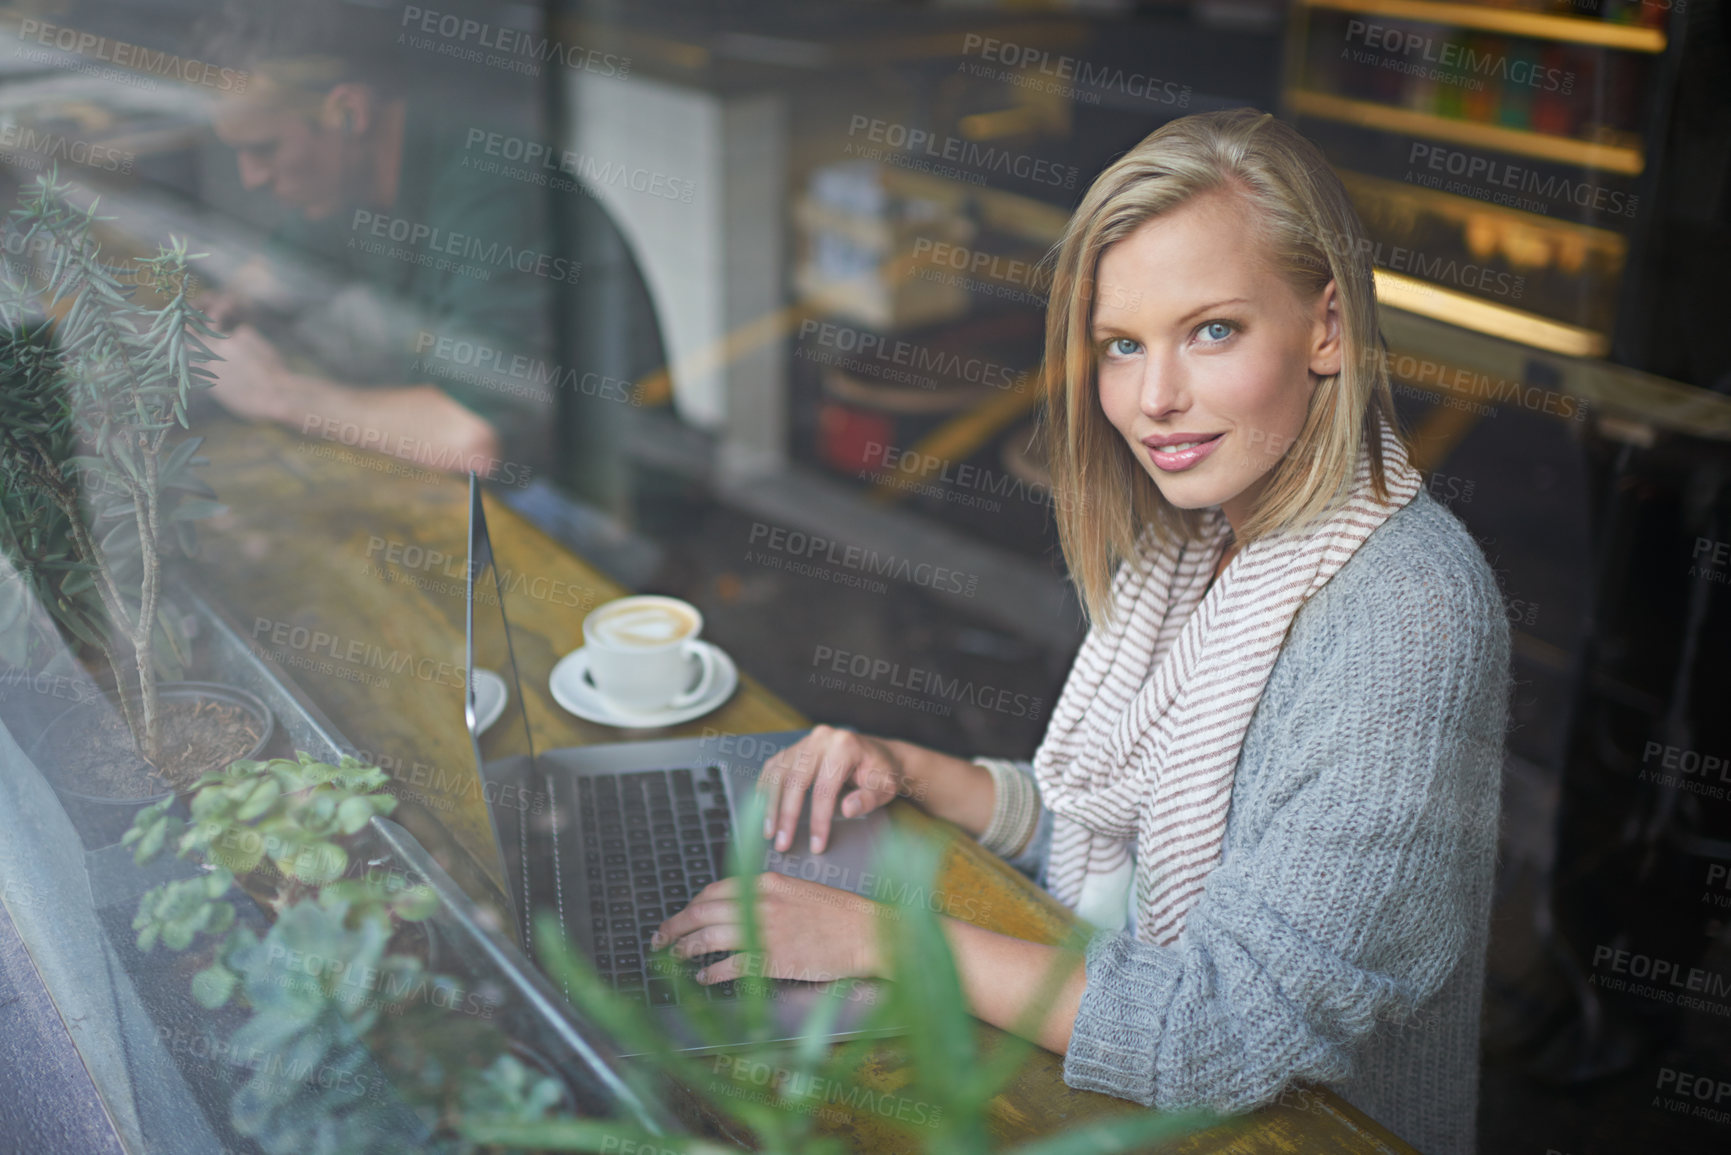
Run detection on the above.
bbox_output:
[0,169,221,768]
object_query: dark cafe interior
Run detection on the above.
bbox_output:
[0,1,1728,1153]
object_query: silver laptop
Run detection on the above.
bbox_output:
[460,474,903,1054]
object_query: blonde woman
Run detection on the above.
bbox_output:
[654,108,1510,1155]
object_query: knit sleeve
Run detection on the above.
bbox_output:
[1061,554,1510,1113]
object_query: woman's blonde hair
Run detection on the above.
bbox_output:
[1043,107,1404,623]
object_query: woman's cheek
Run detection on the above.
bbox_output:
[1218,358,1308,468]
[1095,365,1142,441]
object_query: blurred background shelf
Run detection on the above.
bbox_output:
[1298,0,1671,52]
[1284,0,1692,377]
[1285,88,1646,173]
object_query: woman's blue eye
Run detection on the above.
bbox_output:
[1199,321,1235,342]
[1107,337,1141,356]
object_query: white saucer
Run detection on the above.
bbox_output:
[549,641,738,728]
[469,669,508,734]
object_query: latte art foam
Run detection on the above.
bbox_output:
[590,602,698,649]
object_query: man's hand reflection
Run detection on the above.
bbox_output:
[199,259,289,329]
[205,324,301,423]
[200,290,247,331]
[197,318,505,479]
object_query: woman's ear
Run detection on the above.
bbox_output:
[1309,279,1343,379]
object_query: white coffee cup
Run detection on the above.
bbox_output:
[582,595,716,714]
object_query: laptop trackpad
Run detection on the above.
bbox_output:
[756,804,896,899]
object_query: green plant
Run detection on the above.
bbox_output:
[462,794,1223,1155]
[0,168,223,766]
[125,752,561,1155]
[127,759,1223,1154]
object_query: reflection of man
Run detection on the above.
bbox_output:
[201,30,556,479]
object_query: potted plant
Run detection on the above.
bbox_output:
[0,169,270,843]
[124,751,569,1154]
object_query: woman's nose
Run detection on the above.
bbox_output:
[1138,352,1185,418]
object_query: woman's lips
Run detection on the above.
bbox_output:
[1145,432,1224,472]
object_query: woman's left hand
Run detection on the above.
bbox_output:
[651,873,888,984]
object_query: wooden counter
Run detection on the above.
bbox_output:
[194,416,1418,1155]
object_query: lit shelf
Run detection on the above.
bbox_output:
[1287,88,1645,174]
[1375,267,1608,357]
[1379,308,1731,443]
[1337,168,1629,258]
[1300,0,1667,53]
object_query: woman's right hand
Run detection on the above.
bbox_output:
[757,725,912,856]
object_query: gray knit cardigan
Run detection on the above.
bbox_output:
[999,487,1510,1155]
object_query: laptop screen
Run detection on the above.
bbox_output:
[464,472,547,949]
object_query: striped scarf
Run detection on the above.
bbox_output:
[1033,418,1423,946]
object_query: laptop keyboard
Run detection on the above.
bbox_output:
[578,765,740,1004]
